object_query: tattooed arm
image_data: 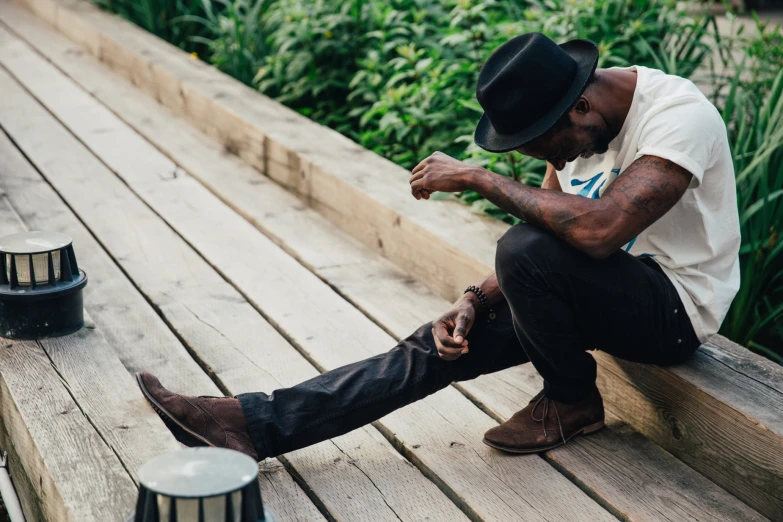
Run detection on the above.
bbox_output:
[410,153,692,259]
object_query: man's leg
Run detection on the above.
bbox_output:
[494,223,700,401]
[236,300,526,459]
[137,298,528,461]
[483,223,700,453]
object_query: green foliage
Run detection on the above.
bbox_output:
[177,0,272,85]
[92,0,782,357]
[93,0,207,51]
[712,18,783,360]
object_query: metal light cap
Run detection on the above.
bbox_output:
[0,231,87,339]
[0,230,73,254]
[134,447,274,522]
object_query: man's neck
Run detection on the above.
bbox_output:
[593,68,638,140]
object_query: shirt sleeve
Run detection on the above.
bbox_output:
[634,97,724,189]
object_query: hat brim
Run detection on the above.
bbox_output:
[473,39,599,153]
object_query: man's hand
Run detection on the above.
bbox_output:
[432,294,478,361]
[410,152,480,200]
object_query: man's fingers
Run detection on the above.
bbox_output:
[432,325,460,359]
[453,312,472,344]
[411,179,430,200]
[433,321,468,349]
[411,160,428,175]
[434,339,467,360]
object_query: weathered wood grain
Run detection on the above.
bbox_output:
[0,214,181,479]
[41,320,183,478]
[0,301,137,521]
[0,48,470,522]
[0,89,327,522]
[0,422,46,522]
[0,7,771,520]
[596,352,783,520]
[548,422,768,521]
[0,28,616,522]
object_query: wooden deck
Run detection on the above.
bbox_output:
[0,1,780,520]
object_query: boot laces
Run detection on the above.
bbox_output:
[530,394,566,445]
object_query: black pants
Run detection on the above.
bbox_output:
[238,224,700,459]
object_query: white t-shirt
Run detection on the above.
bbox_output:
[556,65,740,343]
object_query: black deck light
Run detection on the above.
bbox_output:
[133,447,275,522]
[0,231,87,340]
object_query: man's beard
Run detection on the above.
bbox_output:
[583,124,613,154]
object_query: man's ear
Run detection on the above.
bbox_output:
[573,96,591,115]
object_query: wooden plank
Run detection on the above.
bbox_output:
[0,98,324,522]
[547,423,769,522]
[0,208,182,480]
[702,335,783,396]
[0,26,616,522]
[11,11,783,518]
[10,0,508,304]
[0,204,137,521]
[1,10,770,522]
[596,352,783,520]
[0,422,46,522]
[0,50,470,522]
[0,105,446,522]
[0,201,53,522]
[0,339,139,522]
[41,319,183,480]
[0,9,769,521]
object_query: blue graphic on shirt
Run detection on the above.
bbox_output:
[570,172,604,199]
[570,168,620,199]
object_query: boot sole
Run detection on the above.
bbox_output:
[482,419,606,454]
[135,372,214,449]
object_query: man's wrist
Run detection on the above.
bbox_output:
[465,166,493,193]
[461,290,482,310]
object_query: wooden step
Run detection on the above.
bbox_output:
[0,28,618,522]
[0,239,137,522]
[0,70,472,522]
[0,5,770,521]
[0,196,182,522]
[14,0,779,517]
[0,123,329,522]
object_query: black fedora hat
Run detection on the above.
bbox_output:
[474,33,599,153]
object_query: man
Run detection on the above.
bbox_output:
[137,33,740,460]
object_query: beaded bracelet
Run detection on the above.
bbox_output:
[464,285,497,321]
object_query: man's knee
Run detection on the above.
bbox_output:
[495,224,563,283]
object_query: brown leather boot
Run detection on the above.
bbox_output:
[136,372,258,461]
[483,388,605,454]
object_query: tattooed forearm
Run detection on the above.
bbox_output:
[469,155,693,258]
[602,156,691,229]
[480,176,581,237]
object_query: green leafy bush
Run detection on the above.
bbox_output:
[92,0,783,358]
[712,17,783,360]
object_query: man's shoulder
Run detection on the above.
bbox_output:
[637,67,716,114]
